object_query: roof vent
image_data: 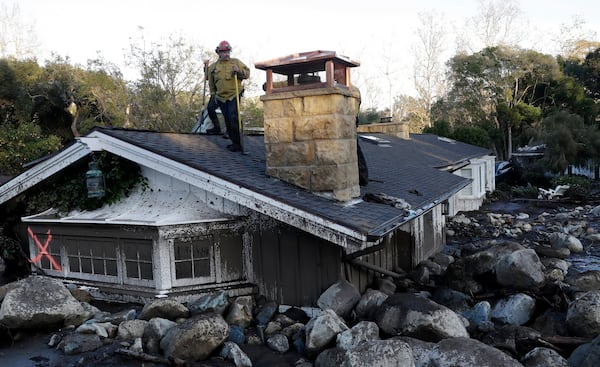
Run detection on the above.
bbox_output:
[359,135,391,147]
[437,136,457,144]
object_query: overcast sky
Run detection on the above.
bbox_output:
[7,0,600,108]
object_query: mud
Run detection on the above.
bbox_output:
[1,193,599,366]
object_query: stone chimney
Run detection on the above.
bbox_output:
[256,51,361,202]
[357,121,410,139]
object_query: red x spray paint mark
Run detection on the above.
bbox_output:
[28,227,62,271]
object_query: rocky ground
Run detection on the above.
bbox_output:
[1,188,600,367]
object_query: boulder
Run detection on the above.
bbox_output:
[531,309,568,337]
[568,334,600,367]
[549,232,584,253]
[266,333,289,353]
[393,336,436,367]
[187,290,230,316]
[479,325,541,357]
[462,301,491,329]
[374,293,469,342]
[255,300,278,325]
[317,280,361,318]
[565,270,600,292]
[315,347,345,367]
[341,339,414,367]
[495,249,545,290]
[490,293,536,326]
[143,317,177,354]
[305,308,349,356]
[138,298,189,321]
[0,275,86,329]
[425,337,523,367]
[226,295,254,328]
[521,347,569,367]
[354,288,388,320]
[220,341,252,367]
[566,290,600,338]
[431,287,471,314]
[336,321,380,351]
[60,333,103,355]
[160,313,229,361]
[117,319,148,340]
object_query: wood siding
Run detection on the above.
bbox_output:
[345,229,412,294]
[251,216,342,307]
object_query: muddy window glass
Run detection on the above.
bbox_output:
[123,240,154,280]
[460,168,473,195]
[37,236,61,271]
[174,237,212,279]
[66,239,118,276]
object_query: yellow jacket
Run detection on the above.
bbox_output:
[208,58,250,102]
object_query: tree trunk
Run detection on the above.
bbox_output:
[507,125,512,160]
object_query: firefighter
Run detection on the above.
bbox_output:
[207,40,250,152]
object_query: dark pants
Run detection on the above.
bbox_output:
[217,97,241,147]
[206,96,220,131]
[357,140,369,186]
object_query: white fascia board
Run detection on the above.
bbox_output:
[0,142,91,205]
[82,132,368,251]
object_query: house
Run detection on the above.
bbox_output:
[358,122,496,214]
[0,51,494,306]
[0,126,492,305]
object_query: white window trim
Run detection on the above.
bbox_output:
[169,237,217,287]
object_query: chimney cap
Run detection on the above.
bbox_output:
[255,50,359,75]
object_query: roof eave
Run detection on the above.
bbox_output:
[0,142,91,205]
[82,132,368,252]
[366,178,471,239]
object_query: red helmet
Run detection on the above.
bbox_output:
[216,40,232,53]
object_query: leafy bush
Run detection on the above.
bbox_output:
[451,125,491,148]
[510,183,539,198]
[0,232,30,278]
[0,121,62,175]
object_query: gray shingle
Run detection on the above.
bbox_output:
[97,128,474,238]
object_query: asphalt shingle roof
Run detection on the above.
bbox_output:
[96,127,484,239]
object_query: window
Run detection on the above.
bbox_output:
[460,168,473,195]
[37,240,61,272]
[65,238,118,281]
[172,237,214,285]
[123,240,154,281]
[479,165,485,194]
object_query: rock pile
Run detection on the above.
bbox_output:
[1,202,600,366]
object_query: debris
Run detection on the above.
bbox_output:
[538,185,570,200]
[363,192,411,210]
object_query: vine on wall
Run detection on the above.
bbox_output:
[25,151,148,215]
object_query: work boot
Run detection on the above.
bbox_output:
[206,127,221,135]
[227,144,242,152]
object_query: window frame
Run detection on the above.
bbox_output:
[170,236,216,287]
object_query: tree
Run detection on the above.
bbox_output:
[126,31,211,131]
[539,111,600,173]
[437,46,561,159]
[0,120,61,175]
[457,0,527,53]
[553,16,599,61]
[411,10,447,129]
[373,39,402,118]
[0,3,40,59]
[564,47,600,102]
[392,94,429,133]
[80,56,131,129]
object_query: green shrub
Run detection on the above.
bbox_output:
[511,183,539,198]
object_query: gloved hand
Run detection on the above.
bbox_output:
[231,64,240,77]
